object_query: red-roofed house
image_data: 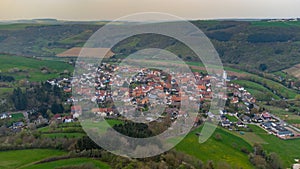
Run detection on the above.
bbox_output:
[71,105,82,118]
[261,112,272,120]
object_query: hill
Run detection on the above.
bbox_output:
[176,126,254,169]
[1,20,300,72]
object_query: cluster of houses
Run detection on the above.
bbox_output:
[0,113,11,120]
[0,113,24,131]
[3,60,295,140]
[261,120,294,138]
[219,83,295,139]
[67,62,227,121]
[47,77,72,93]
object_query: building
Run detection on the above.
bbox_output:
[293,163,300,169]
[0,113,10,120]
[71,105,82,118]
[261,112,272,120]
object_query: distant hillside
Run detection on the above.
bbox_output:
[0,20,300,72]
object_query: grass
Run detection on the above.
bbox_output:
[227,130,266,145]
[273,71,289,79]
[175,126,254,169]
[59,30,93,44]
[11,113,24,120]
[255,78,297,99]
[0,24,41,30]
[0,88,14,95]
[251,21,300,27]
[259,104,300,124]
[0,149,67,169]
[41,133,85,139]
[106,119,124,126]
[38,120,122,138]
[22,158,110,169]
[37,126,50,133]
[225,114,238,122]
[41,47,67,55]
[81,119,125,135]
[287,119,300,124]
[233,80,280,100]
[0,54,73,81]
[248,124,300,167]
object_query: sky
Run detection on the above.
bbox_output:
[0,0,300,21]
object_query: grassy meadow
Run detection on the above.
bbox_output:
[0,54,73,81]
[22,158,110,169]
[0,149,67,169]
[248,125,300,167]
[175,126,254,169]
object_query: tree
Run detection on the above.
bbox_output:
[205,160,215,169]
[12,87,27,110]
[49,120,58,131]
[250,108,259,115]
[46,109,54,119]
[53,85,61,97]
[267,153,283,169]
[253,143,265,156]
[259,64,268,71]
[251,155,267,169]
[214,133,222,141]
[51,102,64,114]
[295,94,300,101]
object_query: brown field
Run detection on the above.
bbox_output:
[283,64,300,79]
[56,47,115,58]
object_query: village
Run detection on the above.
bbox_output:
[0,62,299,140]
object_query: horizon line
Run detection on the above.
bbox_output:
[0,16,300,23]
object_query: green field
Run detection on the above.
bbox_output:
[22,158,110,169]
[233,80,281,100]
[175,127,254,169]
[0,55,73,81]
[0,24,43,30]
[38,120,123,139]
[41,133,85,139]
[0,149,110,169]
[0,149,67,169]
[225,114,238,122]
[0,88,14,95]
[81,119,125,135]
[251,21,300,27]
[11,113,24,120]
[106,119,124,126]
[248,125,300,167]
[227,129,266,146]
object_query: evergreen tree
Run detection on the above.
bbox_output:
[12,87,27,110]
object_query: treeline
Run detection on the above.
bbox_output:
[0,75,15,82]
[207,31,233,42]
[249,144,284,169]
[74,136,234,169]
[113,122,154,138]
[0,129,77,151]
[247,33,293,43]
[240,76,297,99]
[11,82,70,118]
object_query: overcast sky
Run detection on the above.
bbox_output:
[1,0,300,21]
